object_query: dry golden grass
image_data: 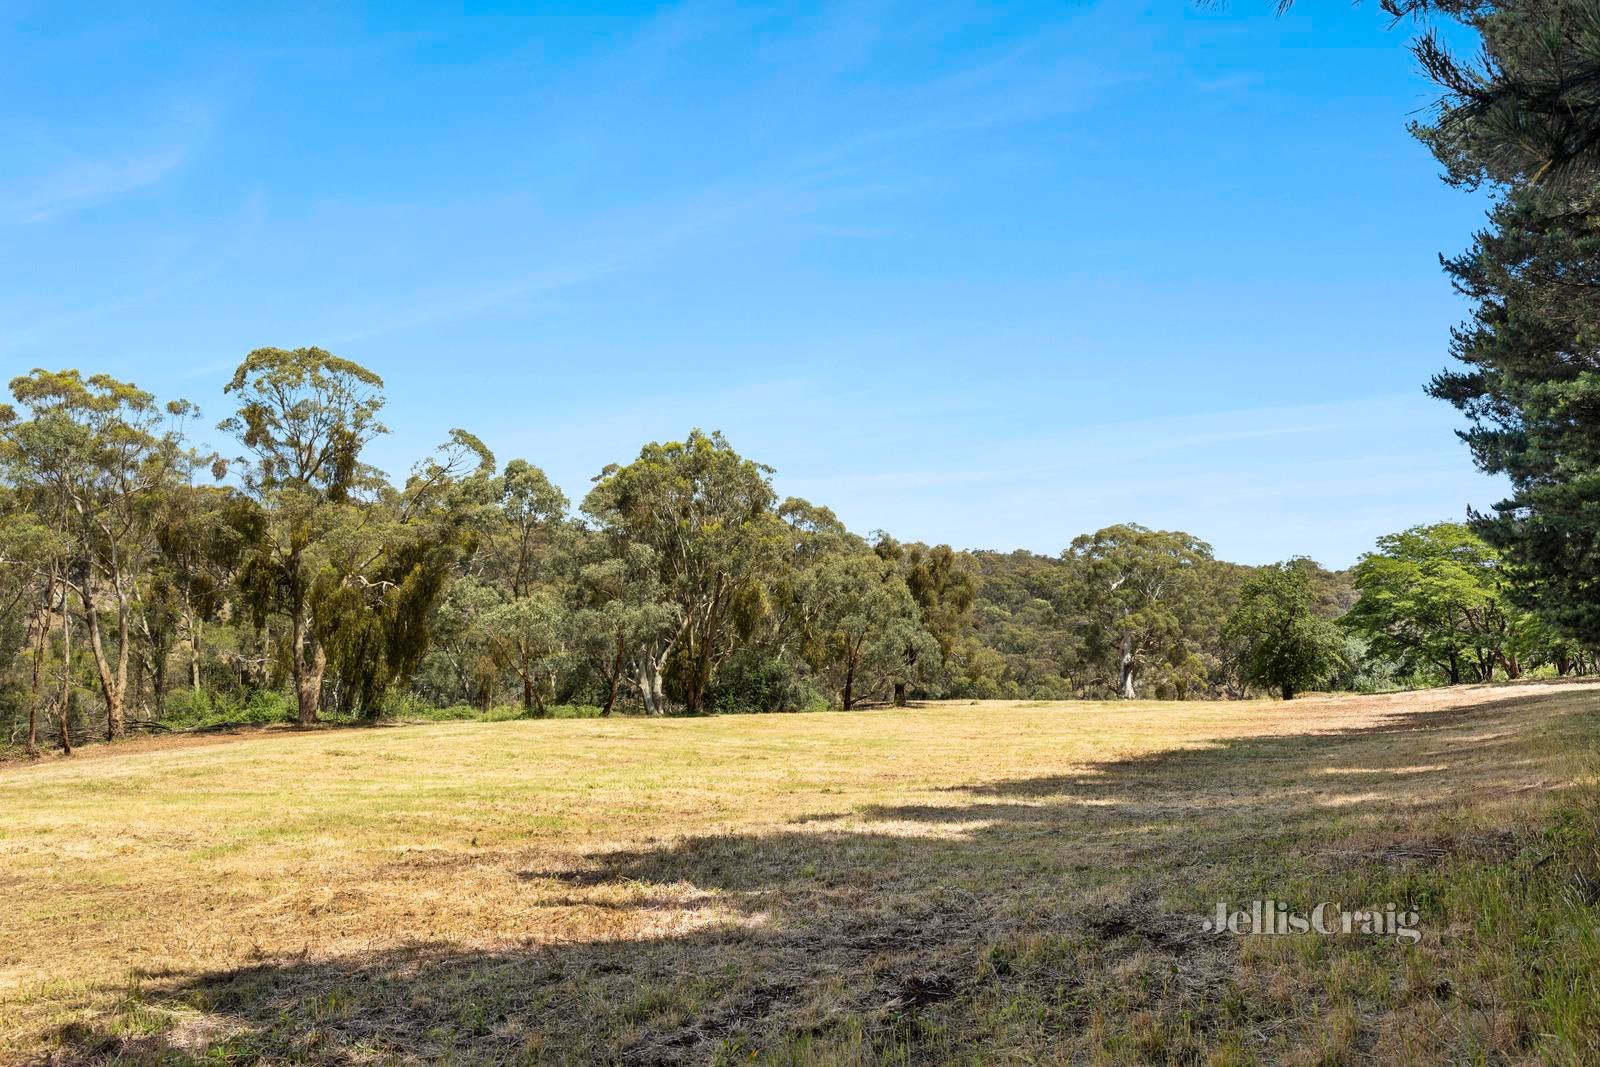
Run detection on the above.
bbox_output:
[3,682,1599,1064]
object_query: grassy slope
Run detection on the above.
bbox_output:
[2,683,1598,1064]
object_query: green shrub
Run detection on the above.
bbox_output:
[380,701,606,722]
[159,689,294,728]
[545,703,604,719]
[706,651,822,713]
[400,703,486,722]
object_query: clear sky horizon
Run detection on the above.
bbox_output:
[2,2,1505,569]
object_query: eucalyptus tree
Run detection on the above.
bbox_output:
[1184,559,1256,700]
[1063,524,1211,699]
[961,550,1082,699]
[799,551,933,710]
[873,536,976,704]
[779,497,856,563]
[478,592,567,714]
[469,458,572,712]
[1,370,189,738]
[149,483,248,693]
[315,429,497,716]
[583,430,781,714]
[0,490,65,755]
[569,540,675,715]
[490,459,569,599]
[221,347,388,724]
[752,497,862,684]
[0,498,77,753]
[419,574,502,709]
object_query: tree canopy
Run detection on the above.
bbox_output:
[2,333,1598,746]
[1402,0,1600,646]
[1224,559,1348,700]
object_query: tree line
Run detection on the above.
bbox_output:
[1,349,1592,755]
[8,0,1600,751]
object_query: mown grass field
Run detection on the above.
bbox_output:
[3,683,1599,1064]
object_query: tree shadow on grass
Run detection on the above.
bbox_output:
[49,688,1595,1065]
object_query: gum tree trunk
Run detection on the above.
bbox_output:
[635,656,666,715]
[292,607,325,726]
[78,580,129,740]
[26,586,49,757]
[188,614,203,690]
[57,595,73,756]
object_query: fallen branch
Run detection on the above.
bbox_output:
[126,719,271,735]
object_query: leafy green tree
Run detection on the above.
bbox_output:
[1224,559,1346,700]
[582,430,780,714]
[800,551,933,710]
[1344,523,1528,684]
[751,498,861,689]
[0,491,68,755]
[960,550,1081,698]
[479,592,566,715]
[221,347,388,724]
[874,537,976,704]
[2,370,189,737]
[317,429,496,716]
[1184,559,1255,700]
[150,483,249,695]
[1064,524,1211,699]
[569,541,674,715]
[1497,605,1570,680]
[704,649,811,713]
[778,498,856,563]
[469,457,571,711]
[417,574,502,709]
[491,459,569,600]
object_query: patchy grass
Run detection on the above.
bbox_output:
[2,683,1598,1064]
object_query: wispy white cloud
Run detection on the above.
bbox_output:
[316,2,1141,345]
[1190,72,1265,95]
[1,145,188,225]
[319,175,821,345]
[2,92,216,226]
[0,188,263,355]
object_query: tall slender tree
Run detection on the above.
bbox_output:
[221,347,388,725]
[2,371,187,738]
[1405,0,1600,644]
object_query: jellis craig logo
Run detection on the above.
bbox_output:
[1202,900,1421,943]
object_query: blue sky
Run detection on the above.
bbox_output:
[1,2,1502,567]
